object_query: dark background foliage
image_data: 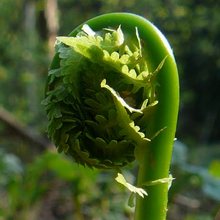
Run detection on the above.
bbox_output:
[0,0,219,219]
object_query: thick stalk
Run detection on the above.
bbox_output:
[133,18,179,220]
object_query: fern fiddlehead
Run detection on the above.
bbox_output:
[43,17,158,169]
[42,13,179,220]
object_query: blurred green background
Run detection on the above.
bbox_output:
[0,0,220,219]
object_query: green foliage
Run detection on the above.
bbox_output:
[43,24,162,169]
[0,150,133,220]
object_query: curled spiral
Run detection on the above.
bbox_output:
[42,21,165,169]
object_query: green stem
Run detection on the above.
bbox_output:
[133,18,179,219]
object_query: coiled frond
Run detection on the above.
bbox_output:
[42,24,164,169]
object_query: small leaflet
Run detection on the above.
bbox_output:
[143,174,175,190]
[115,173,148,198]
[101,79,143,114]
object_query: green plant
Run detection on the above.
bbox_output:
[0,149,131,219]
[42,13,179,220]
